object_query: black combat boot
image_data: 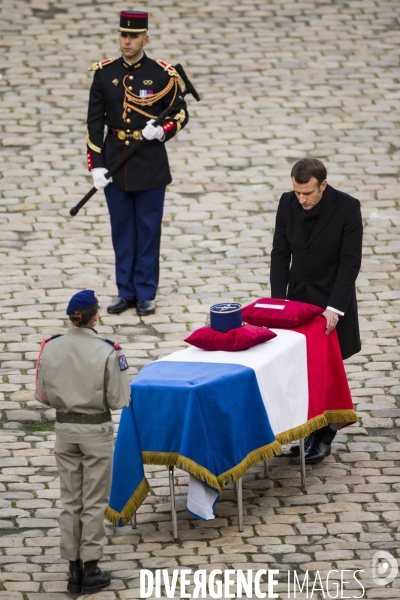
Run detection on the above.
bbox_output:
[81,560,111,594]
[67,559,82,593]
[304,425,337,464]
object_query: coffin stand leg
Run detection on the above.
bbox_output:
[263,460,269,479]
[169,466,178,539]
[299,438,307,494]
[234,478,243,532]
[131,512,137,529]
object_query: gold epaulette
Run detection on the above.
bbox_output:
[88,57,115,72]
[156,59,179,77]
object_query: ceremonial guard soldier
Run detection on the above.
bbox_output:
[35,290,131,594]
[86,11,189,316]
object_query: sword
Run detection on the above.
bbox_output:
[70,64,200,217]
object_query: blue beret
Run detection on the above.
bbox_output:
[210,302,242,332]
[66,290,98,315]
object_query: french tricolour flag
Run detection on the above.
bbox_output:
[159,317,356,519]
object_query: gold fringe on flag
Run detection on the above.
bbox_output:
[141,451,179,467]
[324,409,358,423]
[213,440,282,487]
[142,440,282,491]
[104,411,358,526]
[276,415,327,445]
[104,476,150,526]
[276,410,358,445]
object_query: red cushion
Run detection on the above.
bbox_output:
[242,298,324,328]
[184,324,277,352]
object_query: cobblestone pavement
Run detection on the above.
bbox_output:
[1,0,400,598]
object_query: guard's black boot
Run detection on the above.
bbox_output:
[107,298,136,314]
[67,559,82,593]
[82,560,111,595]
[304,426,337,464]
[136,299,156,316]
[285,432,314,457]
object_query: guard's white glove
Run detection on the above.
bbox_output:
[142,119,165,142]
[92,167,112,190]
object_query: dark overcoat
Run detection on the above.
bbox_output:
[270,184,363,360]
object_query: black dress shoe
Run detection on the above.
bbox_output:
[284,432,314,457]
[302,425,336,463]
[82,560,110,595]
[136,299,156,316]
[107,298,136,314]
[304,441,332,464]
[67,559,82,593]
[287,424,337,459]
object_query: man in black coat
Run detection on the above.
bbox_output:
[86,11,188,316]
[270,158,363,463]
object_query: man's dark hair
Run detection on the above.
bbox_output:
[69,304,98,327]
[291,159,327,186]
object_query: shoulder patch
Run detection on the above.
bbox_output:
[118,355,129,371]
[88,57,115,72]
[156,59,179,77]
[104,338,122,350]
[45,334,63,343]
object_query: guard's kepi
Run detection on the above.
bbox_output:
[119,10,148,33]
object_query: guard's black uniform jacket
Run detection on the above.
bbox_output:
[86,53,189,192]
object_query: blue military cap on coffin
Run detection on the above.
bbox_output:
[210,303,242,332]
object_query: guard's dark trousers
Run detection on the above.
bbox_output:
[105,183,165,302]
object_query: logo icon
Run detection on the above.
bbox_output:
[372,551,398,586]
